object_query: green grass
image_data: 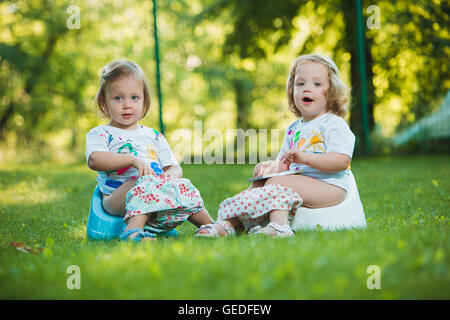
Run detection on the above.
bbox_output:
[0,156,449,299]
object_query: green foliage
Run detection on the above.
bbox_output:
[200,0,450,149]
[0,156,449,299]
[369,0,450,132]
[0,0,448,162]
[200,0,308,58]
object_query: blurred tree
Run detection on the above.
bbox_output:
[0,1,69,141]
[197,0,449,154]
[165,0,288,133]
[198,0,375,154]
[369,0,450,130]
[0,0,157,159]
[196,0,306,131]
[0,0,103,157]
[1,0,447,162]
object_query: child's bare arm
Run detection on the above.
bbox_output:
[88,151,153,176]
[281,149,350,172]
[303,152,350,172]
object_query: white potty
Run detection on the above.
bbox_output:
[290,171,367,231]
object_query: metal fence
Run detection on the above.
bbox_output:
[393,90,450,146]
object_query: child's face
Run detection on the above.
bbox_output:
[293,61,329,121]
[104,74,144,130]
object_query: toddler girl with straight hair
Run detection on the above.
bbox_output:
[196,54,355,237]
[86,60,213,241]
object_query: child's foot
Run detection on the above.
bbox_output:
[120,228,157,242]
[195,221,235,237]
[248,222,294,238]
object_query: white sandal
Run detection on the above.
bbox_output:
[248,222,294,238]
[194,220,236,238]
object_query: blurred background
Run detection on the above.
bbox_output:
[0,0,448,163]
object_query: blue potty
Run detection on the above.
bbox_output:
[86,185,178,240]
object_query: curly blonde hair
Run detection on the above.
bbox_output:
[286,54,349,118]
[95,60,151,119]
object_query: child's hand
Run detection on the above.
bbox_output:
[159,172,174,179]
[159,165,182,179]
[131,158,155,177]
[277,160,290,172]
[253,161,275,177]
[281,148,307,165]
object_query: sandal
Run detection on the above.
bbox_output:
[194,221,236,238]
[248,222,294,238]
[120,228,157,242]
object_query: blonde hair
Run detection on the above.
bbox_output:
[286,54,349,118]
[95,60,151,119]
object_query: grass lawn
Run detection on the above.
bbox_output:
[0,155,448,299]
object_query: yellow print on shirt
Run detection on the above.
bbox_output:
[144,145,159,160]
[303,130,325,153]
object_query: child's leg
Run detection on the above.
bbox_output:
[102,180,155,241]
[265,175,346,208]
[125,214,149,230]
[123,214,155,241]
[251,209,290,236]
[187,208,214,227]
[102,180,137,217]
[269,209,290,225]
[250,175,345,237]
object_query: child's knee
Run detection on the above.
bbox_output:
[265,176,281,186]
[102,196,126,217]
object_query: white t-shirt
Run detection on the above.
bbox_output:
[86,124,178,195]
[276,112,355,192]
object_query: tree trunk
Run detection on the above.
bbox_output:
[0,101,14,140]
[233,78,250,130]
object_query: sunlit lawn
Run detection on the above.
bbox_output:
[0,155,448,299]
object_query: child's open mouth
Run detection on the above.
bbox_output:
[302,97,313,103]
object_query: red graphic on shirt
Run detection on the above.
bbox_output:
[117,166,131,175]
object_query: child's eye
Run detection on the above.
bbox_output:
[314,82,321,86]
[296,82,304,86]
[132,96,140,101]
[114,96,122,101]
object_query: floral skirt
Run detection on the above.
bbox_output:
[125,175,204,232]
[217,184,303,231]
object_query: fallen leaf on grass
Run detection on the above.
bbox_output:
[10,241,44,254]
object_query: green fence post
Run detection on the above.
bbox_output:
[356,0,370,155]
[152,0,164,135]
